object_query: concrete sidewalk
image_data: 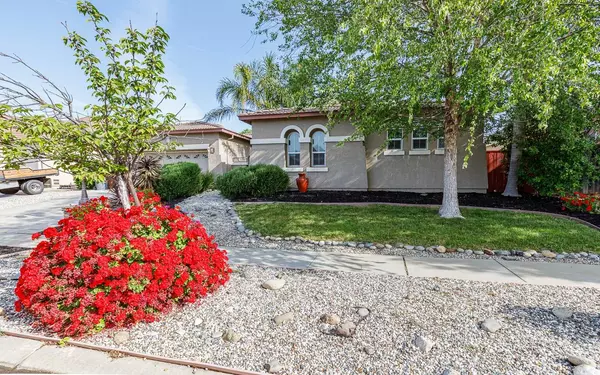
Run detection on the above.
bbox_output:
[223,247,600,288]
[0,335,231,375]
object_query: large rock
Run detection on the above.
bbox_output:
[552,307,573,320]
[336,321,356,337]
[568,354,597,367]
[480,318,503,333]
[222,329,241,343]
[357,307,370,317]
[442,370,460,375]
[321,313,341,325]
[274,312,294,325]
[573,365,600,375]
[414,335,434,353]
[262,279,286,290]
[542,250,557,258]
[265,360,284,373]
[113,331,130,345]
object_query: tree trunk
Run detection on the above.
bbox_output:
[126,172,141,206]
[115,174,131,210]
[503,118,521,197]
[439,95,463,218]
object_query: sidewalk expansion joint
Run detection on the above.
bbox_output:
[403,256,409,276]
[493,258,527,283]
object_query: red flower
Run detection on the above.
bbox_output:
[15,191,231,337]
[31,232,41,240]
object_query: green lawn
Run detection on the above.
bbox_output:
[236,203,600,253]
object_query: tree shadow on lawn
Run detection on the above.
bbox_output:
[239,203,600,251]
[502,305,600,344]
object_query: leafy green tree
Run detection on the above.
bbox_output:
[239,128,252,136]
[204,53,298,122]
[244,0,600,217]
[492,95,600,196]
[0,1,179,209]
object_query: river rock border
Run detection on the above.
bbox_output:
[226,207,600,264]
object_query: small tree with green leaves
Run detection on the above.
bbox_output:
[244,0,600,217]
[0,1,179,209]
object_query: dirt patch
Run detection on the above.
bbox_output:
[240,191,600,228]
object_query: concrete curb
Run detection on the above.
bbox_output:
[239,200,600,231]
[1,330,262,375]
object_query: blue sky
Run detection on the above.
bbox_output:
[0,0,276,132]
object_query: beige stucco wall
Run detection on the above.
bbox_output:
[161,133,250,175]
[250,117,367,190]
[251,142,368,190]
[365,130,488,192]
[213,135,251,174]
[249,116,487,192]
[250,116,357,139]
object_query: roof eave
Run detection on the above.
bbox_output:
[168,128,251,141]
[237,111,327,124]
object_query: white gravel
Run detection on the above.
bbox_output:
[0,189,80,210]
[1,262,598,374]
[179,191,600,265]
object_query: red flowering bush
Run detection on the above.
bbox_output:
[15,192,231,337]
[561,192,600,214]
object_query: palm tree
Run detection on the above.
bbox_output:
[203,53,294,122]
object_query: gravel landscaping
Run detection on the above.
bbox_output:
[0,261,598,374]
[179,191,600,265]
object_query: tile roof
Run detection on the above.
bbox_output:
[172,121,224,131]
[237,107,339,123]
[168,120,251,141]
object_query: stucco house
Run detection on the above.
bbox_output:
[155,121,251,175]
[238,108,488,192]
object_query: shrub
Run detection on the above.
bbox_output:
[154,162,202,201]
[561,192,600,214]
[216,164,289,199]
[15,192,231,336]
[134,155,162,190]
[199,171,214,193]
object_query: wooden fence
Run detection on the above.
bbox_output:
[486,150,507,193]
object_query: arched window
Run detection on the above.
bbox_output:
[311,130,326,166]
[286,131,301,167]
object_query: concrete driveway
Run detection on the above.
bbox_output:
[0,190,107,248]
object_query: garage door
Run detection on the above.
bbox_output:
[160,152,209,171]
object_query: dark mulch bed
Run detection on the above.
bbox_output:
[240,190,600,228]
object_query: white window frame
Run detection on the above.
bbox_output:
[310,130,326,167]
[411,128,429,150]
[384,129,405,156]
[286,131,301,167]
[387,129,404,150]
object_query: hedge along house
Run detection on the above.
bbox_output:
[238,108,488,192]
[152,121,251,175]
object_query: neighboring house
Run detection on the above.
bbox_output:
[155,121,251,175]
[238,108,488,192]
